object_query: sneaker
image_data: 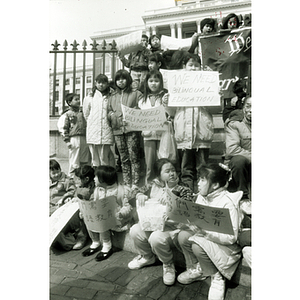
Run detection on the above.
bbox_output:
[72,235,87,250]
[128,255,155,270]
[163,263,176,285]
[208,272,225,300]
[177,263,207,284]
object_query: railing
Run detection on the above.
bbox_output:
[49,39,119,116]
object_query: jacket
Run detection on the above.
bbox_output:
[62,107,86,143]
[224,109,251,162]
[121,47,151,71]
[168,106,214,149]
[189,188,243,279]
[107,88,143,135]
[83,89,114,145]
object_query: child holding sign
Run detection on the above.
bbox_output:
[176,163,243,300]
[128,158,194,286]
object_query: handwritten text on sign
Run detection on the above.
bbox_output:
[165,190,234,235]
[122,104,167,132]
[167,70,220,107]
[78,196,117,233]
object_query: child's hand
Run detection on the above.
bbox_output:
[136,194,148,207]
[162,212,169,222]
[162,93,169,106]
[187,220,205,236]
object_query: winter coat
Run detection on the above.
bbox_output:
[168,106,214,149]
[83,89,114,145]
[224,109,251,162]
[107,88,143,135]
[189,188,243,280]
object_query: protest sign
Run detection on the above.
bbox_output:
[161,35,192,51]
[137,199,166,231]
[165,190,234,235]
[49,200,79,247]
[160,69,169,89]
[78,196,117,232]
[115,30,144,56]
[121,104,167,132]
[167,70,220,107]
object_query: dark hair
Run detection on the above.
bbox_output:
[148,52,166,69]
[200,18,216,32]
[114,69,132,93]
[233,78,247,95]
[142,34,148,41]
[94,165,118,186]
[182,53,201,67]
[50,159,61,171]
[65,93,77,106]
[74,165,95,183]
[142,70,165,103]
[199,163,230,188]
[153,158,175,178]
[169,50,201,70]
[222,13,240,30]
[92,74,110,96]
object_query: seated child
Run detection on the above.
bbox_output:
[80,165,133,261]
[127,158,194,286]
[177,163,244,300]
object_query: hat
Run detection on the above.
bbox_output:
[200,18,215,32]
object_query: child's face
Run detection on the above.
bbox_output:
[184,58,201,71]
[116,77,127,89]
[148,76,161,93]
[243,97,252,122]
[95,81,108,92]
[148,61,159,71]
[202,24,213,34]
[94,176,108,188]
[50,169,62,182]
[197,177,211,196]
[159,162,178,184]
[227,17,238,29]
[151,37,160,48]
[69,95,80,108]
[141,37,148,47]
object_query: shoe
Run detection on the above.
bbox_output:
[177,263,207,284]
[73,236,87,250]
[95,248,113,261]
[128,255,156,270]
[163,263,176,285]
[82,246,101,257]
[208,272,225,300]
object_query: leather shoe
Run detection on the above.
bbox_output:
[95,248,113,261]
[82,246,101,257]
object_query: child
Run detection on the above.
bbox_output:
[128,158,194,286]
[177,163,243,300]
[222,13,240,30]
[148,52,166,71]
[80,166,133,261]
[107,69,143,190]
[149,34,163,54]
[138,70,168,185]
[62,93,90,177]
[83,74,115,168]
[163,52,214,192]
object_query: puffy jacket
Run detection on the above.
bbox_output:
[224,109,251,162]
[189,188,243,279]
[107,88,143,135]
[83,89,114,145]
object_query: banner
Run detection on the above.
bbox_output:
[115,30,144,56]
[165,190,234,235]
[167,70,220,106]
[199,27,251,98]
[78,196,117,232]
[121,104,167,131]
[49,200,79,247]
[161,35,192,51]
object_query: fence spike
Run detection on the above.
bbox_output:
[71,40,79,50]
[111,40,117,50]
[90,39,99,50]
[63,40,68,50]
[51,40,60,50]
[82,40,87,50]
[101,39,107,50]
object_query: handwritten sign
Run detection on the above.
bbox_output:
[160,69,169,89]
[160,35,192,51]
[121,104,167,132]
[167,70,220,107]
[137,200,166,231]
[78,196,117,233]
[115,30,143,56]
[49,200,79,247]
[165,190,234,235]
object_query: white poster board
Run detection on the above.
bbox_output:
[160,35,192,51]
[115,30,143,56]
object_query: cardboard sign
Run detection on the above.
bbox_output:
[160,69,169,89]
[137,199,166,231]
[78,196,117,233]
[115,30,144,56]
[49,200,79,247]
[165,190,234,235]
[160,35,192,51]
[121,104,167,132]
[167,70,220,106]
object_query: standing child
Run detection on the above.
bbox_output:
[107,69,143,190]
[128,158,194,286]
[138,70,168,185]
[177,163,243,300]
[148,52,166,71]
[163,52,214,192]
[80,166,133,261]
[62,93,90,177]
[83,74,115,168]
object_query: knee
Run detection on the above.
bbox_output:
[129,223,141,239]
[191,243,205,257]
[177,230,193,246]
[149,231,167,248]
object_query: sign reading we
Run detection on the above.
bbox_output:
[167,70,220,106]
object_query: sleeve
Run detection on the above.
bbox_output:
[83,96,91,120]
[62,113,71,143]
[61,178,76,201]
[120,53,131,68]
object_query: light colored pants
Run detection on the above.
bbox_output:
[69,136,90,176]
[88,144,115,167]
[242,246,251,268]
[129,222,174,264]
[144,139,160,185]
[87,229,111,244]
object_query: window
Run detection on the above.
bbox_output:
[76,89,80,95]
[65,78,70,85]
[76,77,81,84]
[55,91,59,101]
[86,76,92,83]
[55,79,59,86]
